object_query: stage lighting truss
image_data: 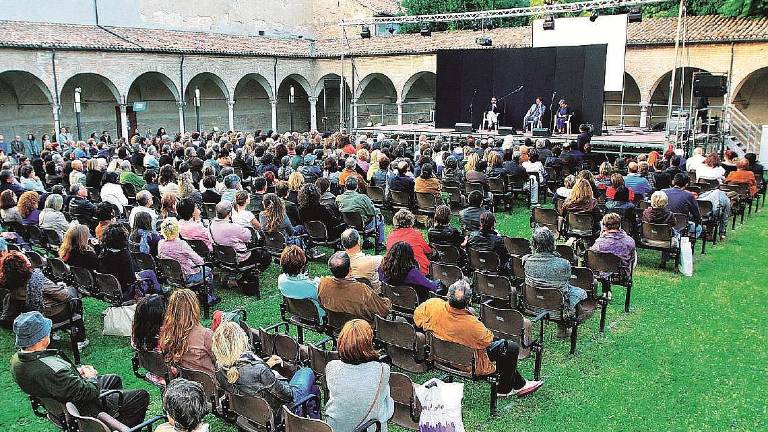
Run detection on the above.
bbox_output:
[339,0,664,26]
[543,15,555,30]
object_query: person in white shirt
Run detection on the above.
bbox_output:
[100,171,128,213]
[231,190,261,230]
[686,147,706,172]
[129,190,158,229]
[695,153,726,183]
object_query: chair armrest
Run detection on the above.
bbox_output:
[98,389,123,411]
[353,419,382,432]
[262,321,290,333]
[312,336,334,350]
[97,412,130,432]
[125,415,166,432]
[530,311,549,323]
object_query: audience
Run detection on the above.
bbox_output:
[341,228,383,292]
[158,218,211,284]
[386,209,433,275]
[590,213,636,297]
[317,251,391,322]
[379,241,442,303]
[156,378,209,432]
[277,245,324,319]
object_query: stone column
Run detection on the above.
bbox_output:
[119,103,129,140]
[227,99,235,132]
[177,102,185,134]
[351,98,358,129]
[396,99,404,126]
[309,97,318,132]
[270,99,278,132]
[51,103,61,136]
[639,102,649,129]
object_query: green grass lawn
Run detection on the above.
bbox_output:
[1,205,766,431]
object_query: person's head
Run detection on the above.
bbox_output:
[102,171,119,185]
[234,190,250,209]
[297,183,320,211]
[602,212,622,231]
[434,204,451,226]
[211,321,250,384]
[160,288,202,364]
[59,223,92,260]
[19,165,34,179]
[344,157,357,171]
[215,201,233,220]
[340,228,361,252]
[252,176,267,193]
[162,378,210,432]
[261,193,286,232]
[479,211,496,234]
[345,176,358,192]
[420,162,434,179]
[132,210,154,235]
[159,217,180,240]
[328,251,351,279]
[610,173,625,189]
[467,190,484,208]
[563,175,576,189]
[705,153,719,168]
[567,178,594,204]
[144,169,157,184]
[447,279,472,310]
[650,190,669,209]
[393,208,416,229]
[0,251,33,292]
[40,193,62,213]
[176,198,196,221]
[17,191,39,218]
[103,223,129,249]
[381,241,416,283]
[627,161,639,174]
[202,175,217,190]
[745,153,757,165]
[531,226,556,254]
[224,174,241,190]
[613,185,630,202]
[673,173,690,188]
[337,319,378,364]
[736,159,750,171]
[279,245,306,276]
[0,189,16,210]
[12,311,52,351]
[132,294,166,351]
[287,171,304,192]
[693,147,704,156]
[96,201,115,222]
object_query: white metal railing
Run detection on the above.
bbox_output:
[602,102,727,129]
[725,104,762,155]
[354,102,435,126]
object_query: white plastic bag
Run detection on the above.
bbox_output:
[414,378,465,432]
[678,237,693,276]
[102,303,136,336]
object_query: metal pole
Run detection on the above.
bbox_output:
[665,0,685,139]
[194,87,201,132]
[74,87,82,141]
[289,85,295,132]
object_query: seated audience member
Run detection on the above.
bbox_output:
[201,176,221,203]
[220,174,242,203]
[232,190,261,230]
[466,212,510,268]
[605,173,635,201]
[0,189,22,223]
[94,201,116,242]
[160,192,178,219]
[0,170,25,197]
[212,321,321,423]
[298,183,344,239]
[341,228,383,293]
[131,294,167,385]
[249,176,267,213]
[143,169,161,201]
[59,224,98,270]
[590,213,636,298]
[69,160,86,186]
[379,241,442,303]
[155,378,210,432]
[745,152,764,182]
[414,162,441,196]
[130,211,161,256]
[275,181,301,226]
[17,191,40,225]
[158,218,211,285]
[159,289,215,374]
[100,171,128,214]
[414,280,543,397]
[38,194,68,239]
[119,160,145,190]
[442,155,464,186]
[68,184,97,225]
[324,320,394,431]
[523,227,587,335]
[277,245,324,319]
[129,190,158,229]
[286,171,305,205]
[562,178,602,233]
[594,162,613,190]
[336,176,384,246]
[339,157,367,190]
[389,160,414,194]
[317,251,391,322]
[11,311,149,426]
[19,164,45,192]
[555,175,576,200]
[386,209,433,275]
[604,185,636,217]
[725,159,758,196]
[460,190,485,232]
[100,223,160,299]
[209,201,271,273]
[641,191,680,266]
[428,205,463,247]
[696,153,726,183]
[663,174,701,233]
[159,165,180,196]
[624,162,653,197]
[260,193,305,247]
[177,198,212,251]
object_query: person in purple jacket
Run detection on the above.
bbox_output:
[590,213,636,300]
[378,241,444,303]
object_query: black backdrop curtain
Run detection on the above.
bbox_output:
[435,45,607,133]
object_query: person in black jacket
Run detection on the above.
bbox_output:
[99,224,160,300]
[465,211,510,270]
[428,205,462,246]
[297,183,343,239]
[68,185,97,227]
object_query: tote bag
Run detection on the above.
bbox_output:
[102,303,137,336]
[678,237,693,276]
[414,378,465,432]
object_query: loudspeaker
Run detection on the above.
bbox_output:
[455,123,473,133]
[532,128,550,137]
[498,126,516,136]
[693,74,727,97]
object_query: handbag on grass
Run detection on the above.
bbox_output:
[415,378,465,432]
[678,236,693,276]
[102,303,136,336]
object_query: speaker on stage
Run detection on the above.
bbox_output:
[532,128,550,137]
[693,74,727,97]
[498,126,516,136]
[455,123,473,133]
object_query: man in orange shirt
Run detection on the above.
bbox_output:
[413,279,543,397]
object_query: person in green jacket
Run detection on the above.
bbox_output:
[10,311,150,427]
[119,160,146,190]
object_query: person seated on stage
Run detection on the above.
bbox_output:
[555,99,571,134]
[11,311,150,427]
[317,251,391,323]
[523,97,546,131]
[484,97,501,130]
[155,378,210,432]
[414,280,543,397]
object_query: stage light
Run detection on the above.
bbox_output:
[386,24,396,35]
[543,16,555,30]
[628,7,642,23]
[589,11,599,22]
[475,36,492,46]
[473,20,481,31]
[360,25,371,38]
[420,22,431,37]
[484,20,495,30]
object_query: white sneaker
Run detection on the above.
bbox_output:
[515,380,543,398]
[77,339,90,351]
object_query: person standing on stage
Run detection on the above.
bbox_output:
[523,97,546,131]
[555,100,571,134]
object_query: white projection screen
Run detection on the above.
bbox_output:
[532,15,628,91]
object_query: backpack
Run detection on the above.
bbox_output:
[137,230,150,254]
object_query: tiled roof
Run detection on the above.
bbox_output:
[357,0,403,15]
[0,15,766,58]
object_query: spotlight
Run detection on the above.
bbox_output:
[386,24,395,35]
[543,15,555,30]
[360,25,371,39]
[420,22,431,37]
[589,10,599,22]
[484,20,495,30]
[473,20,481,31]
[475,36,492,46]
[628,7,642,23]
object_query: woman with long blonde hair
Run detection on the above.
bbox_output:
[158,288,215,374]
[563,178,602,232]
[58,224,98,270]
[259,193,305,248]
[177,171,203,206]
[464,152,479,174]
[286,171,304,204]
[212,321,320,422]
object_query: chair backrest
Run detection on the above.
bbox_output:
[366,185,386,205]
[443,184,463,205]
[426,332,477,377]
[570,266,596,294]
[131,252,156,273]
[374,314,419,351]
[531,207,559,234]
[510,255,525,280]
[503,236,530,257]
[185,238,210,259]
[227,392,275,431]
[92,272,123,303]
[65,402,111,432]
[554,198,566,215]
[41,228,62,247]
[382,282,420,314]
[31,396,69,430]
[325,309,358,335]
[475,271,514,303]
[415,192,438,213]
[341,211,365,230]
[671,213,689,232]
[157,258,186,284]
[468,249,501,273]
[304,220,330,242]
[389,372,422,430]
[213,244,239,266]
[697,199,713,215]
[555,244,577,265]
[391,189,413,207]
[640,222,673,247]
[202,202,217,220]
[177,366,219,400]
[430,243,460,265]
[258,327,302,363]
[134,348,170,379]
[307,343,339,376]
[522,283,565,320]
[465,182,484,195]
[567,212,595,235]
[283,297,324,326]
[488,177,506,194]
[429,262,464,288]
[263,230,287,255]
[25,250,46,268]
[585,250,622,274]
[26,225,43,244]
[479,301,526,343]
[283,406,332,432]
[71,266,94,292]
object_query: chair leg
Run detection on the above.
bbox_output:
[701,232,706,254]
[297,326,304,344]
[569,324,578,355]
[489,377,498,416]
[599,299,607,332]
[70,327,81,364]
[624,284,632,313]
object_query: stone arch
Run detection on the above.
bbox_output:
[276,75,311,132]
[184,72,230,131]
[60,73,120,104]
[732,66,768,126]
[649,67,711,106]
[233,73,274,132]
[401,71,436,102]
[314,74,353,131]
[401,71,436,125]
[59,73,121,139]
[0,70,54,138]
[279,73,312,98]
[356,73,398,101]
[604,72,642,127]
[127,72,182,136]
[185,72,230,101]
[355,73,398,126]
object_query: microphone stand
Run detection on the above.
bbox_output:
[498,86,524,130]
[549,90,558,133]
[469,88,478,132]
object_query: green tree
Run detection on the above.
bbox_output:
[719,0,768,16]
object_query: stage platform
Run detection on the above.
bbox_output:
[354,124,668,156]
